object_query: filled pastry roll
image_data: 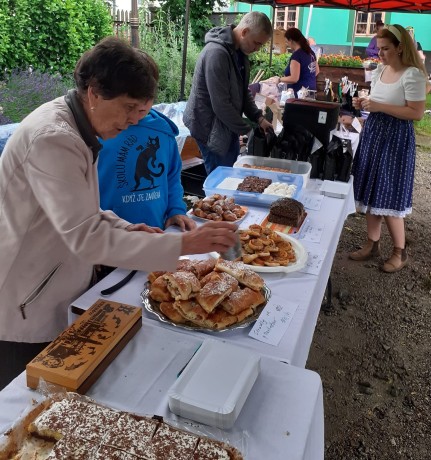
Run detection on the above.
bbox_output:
[163,271,201,300]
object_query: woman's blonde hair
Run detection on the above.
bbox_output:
[378,24,427,76]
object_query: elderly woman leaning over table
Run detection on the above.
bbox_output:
[0,37,238,390]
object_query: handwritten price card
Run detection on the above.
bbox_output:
[299,247,327,276]
[249,294,299,346]
[301,193,324,211]
[239,208,267,229]
[298,219,324,243]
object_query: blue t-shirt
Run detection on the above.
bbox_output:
[284,48,317,96]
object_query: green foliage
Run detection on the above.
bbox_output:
[0,69,74,123]
[159,0,227,46]
[414,93,431,136]
[140,10,202,103]
[0,0,112,74]
[249,51,290,81]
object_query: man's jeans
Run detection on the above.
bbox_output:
[197,135,240,175]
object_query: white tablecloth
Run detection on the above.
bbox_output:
[71,179,355,367]
[0,322,323,460]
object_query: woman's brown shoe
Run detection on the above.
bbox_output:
[382,247,408,273]
[349,239,381,261]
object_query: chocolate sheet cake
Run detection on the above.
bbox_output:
[268,197,306,227]
[5,395,244,460]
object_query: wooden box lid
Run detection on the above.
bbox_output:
[26,299,142,393]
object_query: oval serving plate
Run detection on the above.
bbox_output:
[210,231,308,274]
[187,206,248,224]
[141,283,270,332]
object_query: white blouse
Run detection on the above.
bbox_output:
[370,64,426,106]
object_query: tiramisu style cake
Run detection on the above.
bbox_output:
[3,394,243,460]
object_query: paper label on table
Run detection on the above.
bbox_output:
[249,294,298,346]
[301,193,323,211]
[299,247,327,275]
[297,219,324,243]
[239,208,267,228]
[305,179,323,193]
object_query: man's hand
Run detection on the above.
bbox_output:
[165,214,197,232]
[259,118,274,134]
[126,223,164,233]
[181,221,238,255]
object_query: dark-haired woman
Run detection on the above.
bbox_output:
[350,24,427,273]
[0,37,237,389]
[279,28,319,96]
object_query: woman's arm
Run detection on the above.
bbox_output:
[281,60,300,84]
[360,98,425,121]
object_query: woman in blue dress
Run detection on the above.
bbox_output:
[350,24,427,273]
[279,28,319,96]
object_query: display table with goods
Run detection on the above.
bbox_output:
[0,322,323,460]
[69,174,355,368]
[0,169,354,460]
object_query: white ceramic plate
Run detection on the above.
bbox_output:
[210,231,308,274]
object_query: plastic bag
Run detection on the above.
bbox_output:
[323,136,353,182]
[271,124,315,162]
[247,126,276,157]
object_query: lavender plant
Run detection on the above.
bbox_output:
[0,69,74,124]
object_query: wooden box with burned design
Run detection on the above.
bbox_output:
[26,299,142,393]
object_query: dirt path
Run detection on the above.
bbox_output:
[307,137,431,459]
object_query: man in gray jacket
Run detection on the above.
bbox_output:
[183,12,273,174]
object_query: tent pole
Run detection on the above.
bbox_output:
[179,0,191,101]
[305,5,313,38]
[269,5,275,67]
[350,10,358,56]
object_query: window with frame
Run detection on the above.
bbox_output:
[275,7,299,30]
[355,12,385,35]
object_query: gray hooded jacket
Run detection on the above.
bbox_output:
[183,25,262,156]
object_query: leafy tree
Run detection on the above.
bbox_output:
[0,0,113,74]
[159,0,227,46]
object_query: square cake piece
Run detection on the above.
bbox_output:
[45,435,99,459]
[29,398,93,440]
[149,423,199,460]
[192,438,232,460]
[103,413,159,458]
[94,444,142,460]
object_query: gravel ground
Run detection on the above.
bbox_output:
[307,136,431,459]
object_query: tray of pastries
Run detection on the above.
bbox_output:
[142,258,270,332]
[211,224,308,274]
[0,392,244,459]
[187,194,247,222]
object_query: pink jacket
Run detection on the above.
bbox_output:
[0,96,182,342]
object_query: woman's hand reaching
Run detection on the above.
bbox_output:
[181,221,238,256]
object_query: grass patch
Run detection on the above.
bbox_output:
[414,93,431,137]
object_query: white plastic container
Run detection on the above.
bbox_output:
[168,339,260,429]
[234,155,311,187]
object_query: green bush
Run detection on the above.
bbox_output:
[249,51,290,82]
[0,0,112,74]
[140,11,201,103]
[0,69,74,123]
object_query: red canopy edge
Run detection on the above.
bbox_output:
[246,0,431,13]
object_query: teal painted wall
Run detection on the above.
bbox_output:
[228,4,431,50]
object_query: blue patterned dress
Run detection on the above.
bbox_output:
[352,65,426,218]
[352,112,415,217]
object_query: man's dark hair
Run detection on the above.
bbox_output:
[74,37,159,101]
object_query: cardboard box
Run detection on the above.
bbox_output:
[26,299,142,393]
[273,28,287,55]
